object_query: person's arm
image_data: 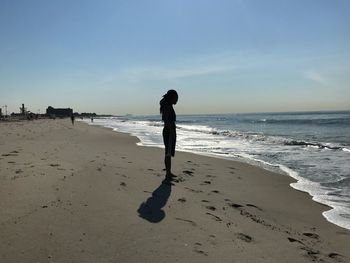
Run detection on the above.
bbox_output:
[163,105,173,128]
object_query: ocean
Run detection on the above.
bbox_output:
[82,111,350,230]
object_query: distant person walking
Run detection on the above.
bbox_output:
[160,90,178,181]
[71,114,75,125]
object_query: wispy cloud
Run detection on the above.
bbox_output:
[92,51,341,87]
[305,70,328,86]
[117,52,340,81]
[105,52,271,83]
[119,64,234,81]
[96,52,244,84]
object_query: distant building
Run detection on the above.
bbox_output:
[46,106,73,117]
[21,104,25,115]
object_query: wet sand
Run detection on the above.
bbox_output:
[1,119,349,263]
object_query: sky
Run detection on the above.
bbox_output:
[1,0,350,115]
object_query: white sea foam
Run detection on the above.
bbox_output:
[323,207,350,230]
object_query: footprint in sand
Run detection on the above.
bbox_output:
[120,182,127,186]
[235,233,253,243]
[208,235,217,245]
[229,203,244,209]
[173,177,185,183]
[246,204,263,211]
[328,252,344,261]
[287,237,305,245]
[193,248,208,256]
[205,205,216,211]
[226,222,234,228]
[206,212,222,221]
[300,247,320,261]
[302,232,319,239]
[175,217,197,227]
[185,187,203,193]
[178,197,186,203]
[201,181,211,185]
[183,170,194,175]
[2,153,18,157]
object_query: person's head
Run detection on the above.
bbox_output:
[166,89,178,105]
[160,89,178,114]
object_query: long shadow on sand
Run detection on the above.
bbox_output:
[137,179,172,223]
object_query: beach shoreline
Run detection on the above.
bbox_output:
[83,116,350,232]
[1,119,349,262]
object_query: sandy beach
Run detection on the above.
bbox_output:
[0,119,349,263]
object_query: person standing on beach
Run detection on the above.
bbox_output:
[160,90,178,180]
[71,114,75,125]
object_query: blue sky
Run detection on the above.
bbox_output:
[1,0,349,115]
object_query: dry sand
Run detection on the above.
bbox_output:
[1,119,349,263]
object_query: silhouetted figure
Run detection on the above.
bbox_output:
[91,117,94,122]
[71,114,75,125]
[160,89,178,181]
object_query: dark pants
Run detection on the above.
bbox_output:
[163,127,176,157]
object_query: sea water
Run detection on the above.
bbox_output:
[82,111,350,230]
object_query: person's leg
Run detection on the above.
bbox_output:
[163,127,171,177]
[165,155,171,176]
